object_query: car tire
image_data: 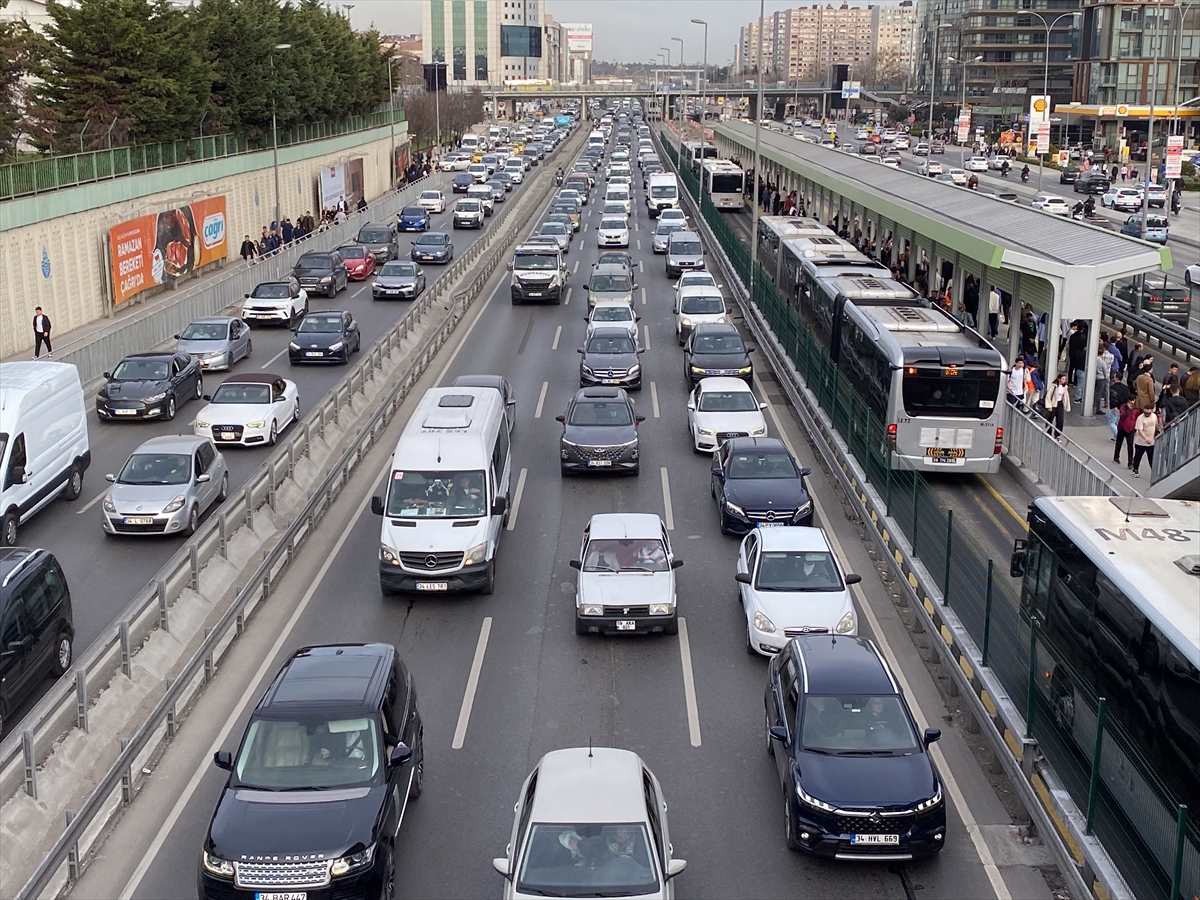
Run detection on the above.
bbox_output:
[480,559,496,595]
[1,511,17,547]
[293,400,300,425]
[52,631,73,677]
[380,844,396,900]
[195,376,203,400]
[184,504,199,536]
[511,294,520,305]
[717,503,730,535]
[268,420,278,446]
[218,473,229,503]
[408,729,424,799]
[165,396,176,421]
[63,461,84,501]
[784,796,802,851]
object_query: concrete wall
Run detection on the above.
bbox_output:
[0,123,408,359]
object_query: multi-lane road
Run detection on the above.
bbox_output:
[69,130,1057,900]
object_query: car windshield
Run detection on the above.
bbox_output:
[416,234,446,245]
[384,469,487,518]
[693,334,743,354]
[901,368,1000,419]
[296,255,332,270]
[458,201,481,211]
[297,316,343,334]
[211,383,271,404]
[568,400,633,426]
[603,205,625,215]
[727,450,796,479]
[252,283,292,299]
[118,453,192,485]
[517,823,659,897]
[699,390,758,412]
[340,246,368,259]
[680,274,716,288]
[587,335,635,354]
[540,223,567,235]
[680,295,724,314]
[583,539,669,572]
[548,215,572,227]
[234,715,380,790]
[597,254,630,267]
[800,695,919,754]
[655,222,684,236]
[515,254,557,270]
[600,219,627,231]
[381,262,417,277]
[179,322,227,340]
[756,551,843,591]
[420,191,441,200]
[111,359,169,381]
[591,274,633,293]
[399,209,425,220]
[593,306,633,323]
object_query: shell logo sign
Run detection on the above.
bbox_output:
[1117,105,1129,116]
[1032,97,1048,114]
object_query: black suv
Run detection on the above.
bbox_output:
[557,387,644,476]
[1073,170,1110,195]
[0,548,73,734]
[766,636,946,860]
[710,437,813,535]
[200,643,423,900]
[579,326,643,391]
[291,251,348,298]
[685,323,754,387]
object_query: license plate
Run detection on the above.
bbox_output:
[219,433,238,441]
[416,582,448,591]
[123,517,154,525]
[114,409,138,416]
[587,460,612,467]
[255,893,307,900]
[616,620,636,631]
[602,379,621,385]
[528,292,542,297]
[757,522,785,528]
[851,834,899,845]
[925,447,965,458]
[926,456,965,466]
[305,351,323,357]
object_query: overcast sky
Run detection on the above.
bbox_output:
[347,0,800,66]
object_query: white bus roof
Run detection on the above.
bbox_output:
[1034,496,1200,667]
[782,235,857,258]
[393,387,504,469]
[702,159,743,173]
[758,216,830,239]
[850,304,1005,366]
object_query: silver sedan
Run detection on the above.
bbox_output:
[175,317,252,371]
[102,435,229,537]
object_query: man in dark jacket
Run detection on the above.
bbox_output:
[239,235,257,262]
[32,307,52,359]
[1112,330,1130,377]
[1162,385,1189,423]
[1108,375,1132,411]
[281,218,294,244]
[1067,321,1088,400]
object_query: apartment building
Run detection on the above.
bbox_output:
[422,0,545,86]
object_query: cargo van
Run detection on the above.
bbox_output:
[1,363,91,546]
[371,387,511,595]
[646,173,679,217]
[604,184,631,215]
[587,130,606,153]
[460,133,482,156]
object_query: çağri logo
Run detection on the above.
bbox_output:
[202,212,226,249]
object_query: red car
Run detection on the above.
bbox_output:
[338,244,377,280]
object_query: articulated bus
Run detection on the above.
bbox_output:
[1010,496,1200,900]
[681,139,718,175]
[755,216,836,286]
[700,160,746,210]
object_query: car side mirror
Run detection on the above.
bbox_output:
[105,474,116,483]
[103,372,111,379]
[769,726,789,744]
[923,728,942,747]
[671,558,684,570]
[173,334,181,340]
[568,559,582,570]
[213,750,233,770]
[577,348,585,354]
[666,858,687,879]
[196,473,211,483]
[492,858,512,880]
[800,467,812,477]
[583,283,590,290]
[711,460,723,477]
[845,574,862,585]
[747,347,756,354]
[506,262,513,271]
[759,403,768,410]
[388,743,413,768]
[636,415,646,424]
[735,572,752,584]
[370,496,385,516]
[492,496,507,517]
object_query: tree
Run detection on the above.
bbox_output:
[0,0,35,157]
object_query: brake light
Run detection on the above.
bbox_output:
[887,424,898,450]
[994,427,1004,455]
[1148,295,1160,303]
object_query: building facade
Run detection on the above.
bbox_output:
[872,2,919,87]
[421,0,544,86]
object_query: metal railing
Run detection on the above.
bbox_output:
[2,135,578,900]
[1101,293,1200,367]
[1152,401,1200,486]
[1002,401,1140,497]
[0,109,406,200]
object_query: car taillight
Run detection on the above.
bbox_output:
[887,424,897,450]
[993,427,1004,455]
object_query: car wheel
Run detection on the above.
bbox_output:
[245,339,252,359]
[195,376,203,400]
[718,502,730,535]
[184,504,199,536]
[52,631,73,676]
[293,400,300,424]
[63,461,84,501]
[165,395,177,421]
[766,711,775,756]
[1,512,16,547]
[408,730,424,799]
[480,559,496,595]
[784,796,802,851]
[268,420,278,446]
[380,844,396,900]
[218,472,229,503]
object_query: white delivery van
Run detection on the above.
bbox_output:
[604,184,631,215]
[587,130,606,153]
[1,362,91,545]
[646,173,679,217]
[371,387,511,595]
[460,133,482,156]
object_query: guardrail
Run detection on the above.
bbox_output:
[1101,293,1200,366]
[1002,401,1139,497]
[1152,400,1200,486]
[0,135,577,899]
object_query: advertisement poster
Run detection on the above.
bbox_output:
[318,164,346,213]
[1036,121,1050,155]
[1165,135,1184,180]
[563,23,592,53]
[956,108,971,144]
[108,197,227,305]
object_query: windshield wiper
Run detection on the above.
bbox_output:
[836,749,900,757]
[513,889,567,898]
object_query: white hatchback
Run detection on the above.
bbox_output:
[674,285,728,343]
[1031,194,1071,214]
[735,526,861,656]
[587,299,639,346]
[417,190,446,214]
[686,377,766,452]
[674,270,720,300]
[596,217,630,247]
[657,208,688,229]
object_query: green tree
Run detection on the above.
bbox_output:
[0,0,35,157]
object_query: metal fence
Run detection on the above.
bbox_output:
[0,109,406,200]
[1002,403,1140,497]
[1152,401,1200,486]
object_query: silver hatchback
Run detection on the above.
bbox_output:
[102,435,228,536]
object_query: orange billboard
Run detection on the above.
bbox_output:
[109,197,228,305]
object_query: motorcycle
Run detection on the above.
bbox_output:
[555,174,563,186]
[1171,193,1182,216]
[1020,167,1030,184]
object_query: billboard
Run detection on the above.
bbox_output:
[108,197,227,306]
[317,158,365,214]
[563,22,592,53]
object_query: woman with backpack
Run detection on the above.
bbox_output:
[1131,407,1162,477]
[1113,399,1140,468]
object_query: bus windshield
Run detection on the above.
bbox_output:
[901,368,1000,418]
[708,173,743,193]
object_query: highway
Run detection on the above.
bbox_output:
[69,130,1057,900]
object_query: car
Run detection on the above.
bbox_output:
[916,160,944,177]
[194,373,299,447]
[1059,165,1080,184]
[674,270,719,300]
[492,747,686,897]
[596,217,630,247]
[411,232,454,264]
[242,279,308,327]
[657,208,688,229]
[586,299,639,346]
[893,136,910,150]
[932,172,956,184]
[453,199,486,229]
[579,326,643,391]
[397,205,431,232]
[492,173,514,192]
[1073,171,1110,195]
[585,264,635,309]
[1031,194,1070,215]
[467,184,495,215]
[557,387,644,477]
[558,187,586,208]
[1120,213,1169,244]
[652,221,686,254]
[857,142,879,157]
[452,374,516,433]
[684,323,753,387]
[987,155,1008,170]
[1185,263,1200,288]
[547,212,578,238]
[0,548,73,733]
[96,352,203,422]
[452,172,476,193]
[879,154,901,169]
[503,162,525,184]
[288,310,361,365]
[1139,182,1168,208]
[965,157,991,174]
[480,153,500,174]
[710,436,813,535]
[199,643,423,900]
[486,179,507,201]
[1101,187,1142,211]
[373,260,426,300]
[929,139,945,154]
[600,201,628,221]
[102,435,227,537]
[355,223,398,262]
[536,221,571,253]
[1112,277,1191,325]
[1076,214,1116,231]
[946,168,969,186]
[596,251,636,275]
[439,152,471,171]
[674,285,728,344]
[338,244,377,281]
[291,251,348,298]
[417,189,447,213]
[911,143,930,156]
[467,162,489,183]
[854,128,869,140]
[686,377,766,453]
[174,317,252,371]
[736,526,860,655]
[569,513,682,635]
[765,635,946,859]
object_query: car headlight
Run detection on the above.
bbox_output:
[738,366,753,375]
[162,495,187,514]
[681,317,692,327]
[202,850,235,877]
[716,315,728,324]
[145,392,167,403]
[753,611,776,633]
[195,420,209,429]
[381,543,400,566]
[690,365,705,374]
[725,500,744,515]
[750,425,767,436]
[698,427,715,436]
[289,342,300,350]
[796,783,837,813]
[464,541,489,566]
[328,341,344,352]
[103,494,116,513]
[581,604,604,616]
[794,501,813,518]
[330,844,375,878]
[649,603,672,616]
[915,783,944,813]
[320,276,332,283]
[628,364,640,375]
[246,420,266,429]
[836,611,856,634]
[581,364,594,375]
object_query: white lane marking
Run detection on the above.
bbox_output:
[564,287,572,306]
[573,259,579,274]
[534,381,549,418]
[660,467,675,531]
[650,382,660,418]
[678,618,702,747]
[582,223,588,232]
[634,221,640,231]
[640,287,647,306]
[552,325,562,351]
[643,324,652,352]
[760,396,1013,900]
[260,346,288,369]
[452,617,493,749]
[639,260,644,274]
[118,483,378,900]
[636,239,642,251]
[506,467,528,532]
[77,488,109,515]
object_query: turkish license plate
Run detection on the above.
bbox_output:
[305,351,323,357]
[528,291,542,297]
[587,460,612,467]
[255,893,307,900]
[602,379,621,385]
[219,433,238,441]
[757,522,785,528]
[927,456,965,466]
[114,409,138,416]
[123,517,154,525]
[416,582,448,591]
[616,620,636,631]
[851,834,899,846]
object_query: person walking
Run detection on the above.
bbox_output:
[1107,374,1132,439]
[1067,321,1088,400]
[1025,360,1044,409]
[1095,343,1114,413]
[1120,163,1128,181]
[281,218,294,244]
[1131,407,1161,477]
[1184,366,1200,407]
[1134,358,1156,410]
[1044,373,1071,439]
[1162,385,1190,423]
[1114,399,1139,468]
[239,234,257,263]
[32,306,52,359]
[987,285,1001,338]
[1007,357,1027,407]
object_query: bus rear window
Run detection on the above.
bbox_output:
[901,368,1000,418]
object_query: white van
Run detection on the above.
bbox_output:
[587,130,606,153]
[604,184,631,215]
[460,133,482,156]
[646,173,679,217]
[1,362,91,546]
[371,387,511,595]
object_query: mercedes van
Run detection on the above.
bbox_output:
[646,173,679,217]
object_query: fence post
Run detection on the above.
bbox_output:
[120,620,132,677]
[1026,617,1039,739]
[66,809,79,882]
[911,473,920,559]
[942,509,954,606]
[189,544,200,591]
[157,580,170,633]
[1085,697,1107,835]
[22,730,37,799]
[981,560,994,666]
[218,512,228,559]
[75,670,88,732]
[1171,804,1189,900]
[119,737,132,803]
[164,677,176,739]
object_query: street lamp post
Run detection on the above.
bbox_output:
[270,43,292,231]
[387,55,403,190]
[692,19,708,159]
[1139,0,1165,238]
[672,37,684,91]
[1024,10,1080,193]
[947,54,982,164]
[750,0,765,311]
[928,23,952,140]
[661,48,672,119]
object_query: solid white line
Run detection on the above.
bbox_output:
[534,381,549,418]
[436,275,500,384]
[573,259,579,274]
[506,468,528,532]
[643,324,652,352]
[552,324,562,351]
[452,617,493,749]
[260,346,288,369]
[660,467,674,531]
[77,488,108,515]
[118,483,378,900]
[650,382,660,418]
[640,287,647,306]
[564,287,572,306]
[677,618,702,747]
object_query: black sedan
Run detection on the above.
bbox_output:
[451,173,475,193]
[578,326,643,391]
[373,261,426,300]
[97,352,203,421]
[411,232,454,264]
[1059,165,1080,184]
[685,323,754,386]
[557,387,644,476]
[288,311,362,365]
[291,251,348,298]
[710,437,813,535]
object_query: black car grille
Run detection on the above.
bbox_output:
[589,368,630,378]
[834,812,916,835]
[571,443,631,461]
[213,425,244,441]
[745,508,797,522]
[399,551,465,571]
[236,859,331,889]
[603,605,649,617]
[784,626,829,637]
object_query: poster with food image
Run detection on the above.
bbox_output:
[108,197,227,305]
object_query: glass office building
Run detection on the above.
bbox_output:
[423,0,545,86]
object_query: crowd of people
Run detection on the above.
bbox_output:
[237,195,372,264]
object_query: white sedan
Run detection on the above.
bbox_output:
[438,153,471,172]
[1185,263,1200,288]
[194,373,300,447]
[686,377,766,452]
[1031,194,1071,215]
[917,160,944,177]
[417,190,446,214]
[965,157,990,172]
[586,300,639,346]
[674,270,720,300]
[658,208,688,228]
[947,168,969,185]
[893,135,910,150]
[735,526,861,656]
[596,217,630,247]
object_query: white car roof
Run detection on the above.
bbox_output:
[697,376,753,394]
[678,284,724,300]
[754,525,835,553]
[587,512,665,540]
[529,748,649,823]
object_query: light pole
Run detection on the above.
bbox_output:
[927,22,952,140]
[672,37,684,91]
[1139,0,1164,238]
[387,55,403,189]
[1025,10,1080,192]
[661,48,673,119]
[749,0,765,310]
[692,18,708,156]
[270,43,292,231]
[947,54,982,164]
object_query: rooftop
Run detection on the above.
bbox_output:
[530,748,649,824]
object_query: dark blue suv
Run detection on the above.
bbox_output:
[765,636,946,860]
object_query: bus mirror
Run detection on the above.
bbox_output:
[1010,539,1027,578]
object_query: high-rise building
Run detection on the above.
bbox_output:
[560,22,593,84]
[422,0,545,86]
[872,2,919,87]
[734,4,892,85]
